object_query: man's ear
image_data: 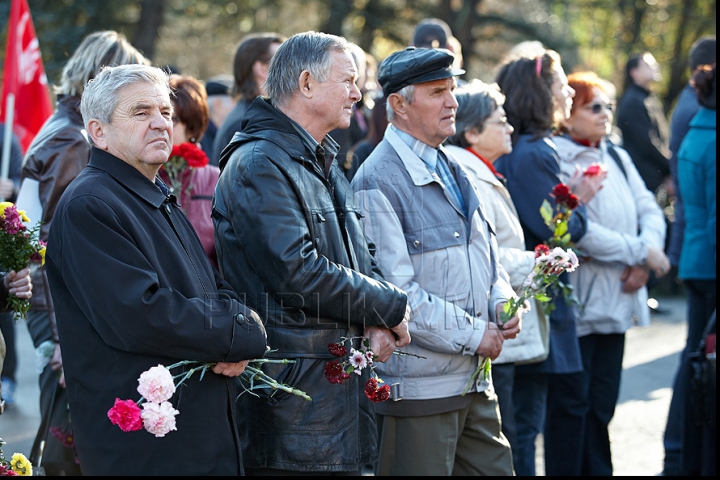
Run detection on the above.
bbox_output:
[387,93,406,117]
[87,119,108,150]
[298,70,313,99]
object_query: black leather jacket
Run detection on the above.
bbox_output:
[213,97,407,472]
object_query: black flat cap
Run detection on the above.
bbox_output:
[378,47,465,96]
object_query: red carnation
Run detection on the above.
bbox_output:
[107,398,143,432]
[583,164,604,177]
[328,343,347,358]
[565,194,580,210]
[324,361,350,384]
[364,378,391,402]
[534,244,550,258]
[552,183,571,199]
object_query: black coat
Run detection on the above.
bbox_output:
[213,97,408,472]
[46,148,268,475]
[616,83,671,193]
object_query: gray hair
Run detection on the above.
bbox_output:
[386,84,416,122]
[446,79,505,147]
[80,64,171,141]
[265,31,351,107]
[55,30,149,97]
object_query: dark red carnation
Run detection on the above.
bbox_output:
[325,361,349,384]
[328,343,347,358]
[552,183,571,199]
[566,194,579,210]
[364,378,391,402]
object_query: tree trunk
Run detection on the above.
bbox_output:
[133,0,164,61]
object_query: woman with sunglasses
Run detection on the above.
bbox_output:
[494,49,606,476]
[551,71,669,475]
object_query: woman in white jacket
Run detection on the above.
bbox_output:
[444,79,548,468]
[550,71,670,475]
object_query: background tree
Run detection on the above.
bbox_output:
[1,0,715,115]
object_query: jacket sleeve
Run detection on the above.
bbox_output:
[354,188,485,356]
[216,154,406,329]
[49,193,267,363]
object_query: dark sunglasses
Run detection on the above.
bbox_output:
[584,102,614,114]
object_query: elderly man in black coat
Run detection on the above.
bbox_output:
[45,64,267,475]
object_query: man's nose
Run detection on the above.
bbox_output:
[350,82,362,102]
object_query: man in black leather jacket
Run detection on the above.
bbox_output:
[213,31,411,475]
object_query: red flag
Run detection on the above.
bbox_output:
[1,0,54,154]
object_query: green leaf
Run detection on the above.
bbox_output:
[540,200,554,225]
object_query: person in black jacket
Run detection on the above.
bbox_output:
[210,32,286,166]
[45,64,267,475]
[213,31,411,475]
[616,51,671,196]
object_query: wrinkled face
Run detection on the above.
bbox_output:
[102,82,173,179]
[470,106,513,162]
[566,87,612,144]
[315,49,362,134]
[551,63,575,122]
[403,77,459,148]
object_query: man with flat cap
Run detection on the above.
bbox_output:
[351,47,520,476]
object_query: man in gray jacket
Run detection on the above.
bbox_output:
[351,46,520,476]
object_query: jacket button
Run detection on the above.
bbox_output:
[414,240,420,246]
[235,313,246,325]
[454,232,460,238]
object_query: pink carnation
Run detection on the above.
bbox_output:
[141,401,179,437]
[107,398,143,432]
[137,365,176,403]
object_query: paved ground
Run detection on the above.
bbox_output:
[0,296,688,475]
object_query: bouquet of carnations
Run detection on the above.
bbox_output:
[325,336,390,402]
[0,202,46,322]
[462,181,583,395]
[108,357,310,437]
[0,437,32,476]
[161,142,209,196]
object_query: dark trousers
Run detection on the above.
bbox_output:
[493,363,518,452]
[665,279,716,476]
[0,311,16,381]
[544,333,625,476]
[512,372,548,476]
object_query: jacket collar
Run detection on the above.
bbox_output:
[88,147,168,208]
[445,145,503,187]
[384,125,439,186]
[220,97,326,172]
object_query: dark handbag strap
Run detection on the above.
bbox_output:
[28,377,61,467]
[606,144,628,180]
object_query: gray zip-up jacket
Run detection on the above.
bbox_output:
[351,126,516,400]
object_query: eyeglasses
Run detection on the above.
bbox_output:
[583,103,614,114]
[484,117,510,127]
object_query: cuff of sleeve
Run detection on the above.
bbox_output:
[462,319,485,356]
